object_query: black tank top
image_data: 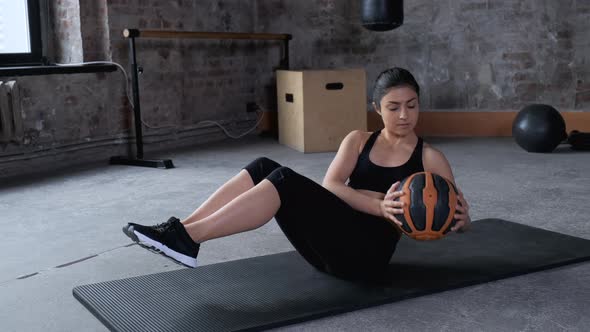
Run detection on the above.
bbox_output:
[348,129,425,194]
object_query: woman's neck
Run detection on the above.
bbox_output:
[379,129,418,149]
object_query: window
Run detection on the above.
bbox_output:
[0,0,43,66]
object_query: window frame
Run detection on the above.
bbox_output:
[0,0,44,67]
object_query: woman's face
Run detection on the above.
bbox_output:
[374,86,419,136]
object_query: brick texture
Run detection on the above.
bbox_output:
[256,0,590,111]
[2,0,589,178]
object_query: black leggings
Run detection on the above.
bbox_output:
[243,157,401,281]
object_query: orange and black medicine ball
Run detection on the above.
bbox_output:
[394,172,459,241]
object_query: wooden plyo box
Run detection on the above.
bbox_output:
[276,69,367,153]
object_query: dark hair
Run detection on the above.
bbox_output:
[372,67,420,108]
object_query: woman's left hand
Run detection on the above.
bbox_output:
[451,188,471,233]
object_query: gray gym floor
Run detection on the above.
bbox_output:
[1,135,589,332]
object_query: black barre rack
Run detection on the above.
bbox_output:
[110,28,292,169]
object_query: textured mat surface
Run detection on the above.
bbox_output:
[73,219,590,332]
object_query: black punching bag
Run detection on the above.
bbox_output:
[361,0,404,31]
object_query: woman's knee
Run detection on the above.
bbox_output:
[266,166,297,184]
[262,166,300,200]
[254,157,280,167]
[243,157,282,185]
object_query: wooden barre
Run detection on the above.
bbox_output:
[123,29,292,41]
[118,27,291,162]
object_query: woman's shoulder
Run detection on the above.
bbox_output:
[422,141,451,166]
[422,141,443,156]
[423,140,434,151]
[345,130,375,154]
[342,130,373,144]
[421,140,455,181]
[346,129,372,138]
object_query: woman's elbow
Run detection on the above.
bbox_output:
[322,179,344,191]
[321,179,334,189]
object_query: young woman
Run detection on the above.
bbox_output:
[123,67,471,280]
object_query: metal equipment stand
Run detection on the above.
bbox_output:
[110,28,291,169]
[110,29,174,169]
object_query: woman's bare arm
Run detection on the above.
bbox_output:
[322,130,384,217]
[423,144,456,183]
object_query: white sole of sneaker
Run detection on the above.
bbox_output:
[133,230,198,268]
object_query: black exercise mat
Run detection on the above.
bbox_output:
[73,219,590,332]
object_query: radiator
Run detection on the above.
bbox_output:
[0,80,23,143]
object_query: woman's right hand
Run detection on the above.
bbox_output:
[380,181,406,228]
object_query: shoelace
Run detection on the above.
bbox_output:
[154,220,175,232]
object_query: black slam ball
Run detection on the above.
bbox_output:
[512,104,567,153]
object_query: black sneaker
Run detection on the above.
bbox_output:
[122,217,177,242]
[124,217,200,268]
